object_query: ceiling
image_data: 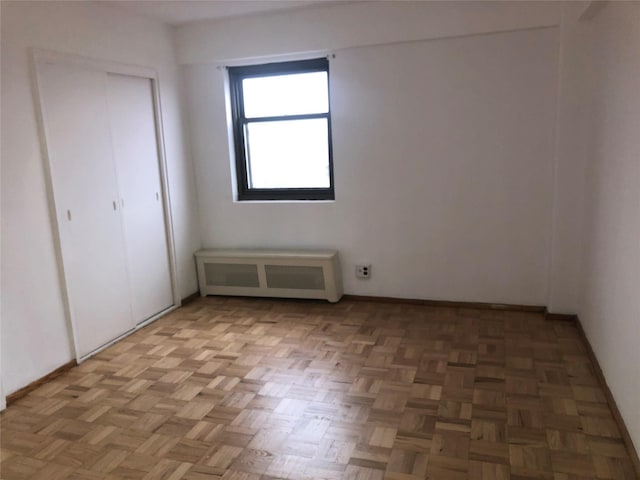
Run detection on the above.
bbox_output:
[104,0,344,26]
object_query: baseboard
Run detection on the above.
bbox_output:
[181,291,200,305]
[5,360,77,406]
[342,294,546,313]
[545,312,578,322]
[572,315,640,477]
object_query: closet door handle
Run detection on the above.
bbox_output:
[113,201,117,211]
[67,210,72,221]
[155,192,159,201]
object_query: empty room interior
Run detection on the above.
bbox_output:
[1,0,639,478]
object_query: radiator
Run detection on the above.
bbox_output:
[195,249,343,303]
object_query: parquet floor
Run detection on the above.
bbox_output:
[0,297,637,479]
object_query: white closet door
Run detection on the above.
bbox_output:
[38,63,134,358]
[106,73,173,323]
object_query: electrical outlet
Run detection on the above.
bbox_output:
[355,264,371,279]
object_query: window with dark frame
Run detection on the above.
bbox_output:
[228,58,334,201]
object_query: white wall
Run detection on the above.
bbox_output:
[0,377,5,411]
[570,1,640,451]
[0,1,201,395]
[180,4,559,306]
[176,1,560,64]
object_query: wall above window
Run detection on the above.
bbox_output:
[175,2,560,64]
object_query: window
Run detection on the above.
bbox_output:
[228,58,334,201]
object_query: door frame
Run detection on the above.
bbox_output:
[31,48,181,362]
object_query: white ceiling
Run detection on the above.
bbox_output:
[103,0,344,26]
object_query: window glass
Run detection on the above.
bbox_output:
[246,119,330,189]
[242,72,328,118]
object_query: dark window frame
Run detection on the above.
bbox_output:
[228,58,334,201]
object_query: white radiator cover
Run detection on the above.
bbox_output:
[195,249,343,303]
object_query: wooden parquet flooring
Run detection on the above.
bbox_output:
[1,297,637,479]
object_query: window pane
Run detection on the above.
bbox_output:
[243,72,328,118]
[246,118,330,189]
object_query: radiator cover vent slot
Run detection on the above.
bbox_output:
[195,249,342,303]
[265,265,325,290]
[204,263,259,288]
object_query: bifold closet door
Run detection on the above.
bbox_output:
[38,63,135,358]
[106,73,173,323]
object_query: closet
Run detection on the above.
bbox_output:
[35,53,176,359]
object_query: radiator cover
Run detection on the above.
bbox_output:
[195,249,343,303]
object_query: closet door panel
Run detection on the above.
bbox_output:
[106,73,173,322]
[38,63,134,358]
